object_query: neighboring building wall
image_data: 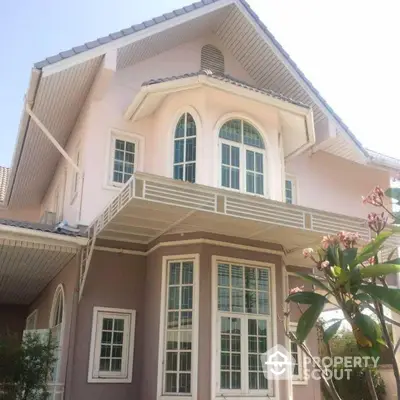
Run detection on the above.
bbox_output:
[0,206,40,222]
[286,151,390,219]
[0,305,28,337]
[28,256,79,388]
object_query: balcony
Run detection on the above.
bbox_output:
[90,172,372,252]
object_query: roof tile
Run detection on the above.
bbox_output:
[132,23,146,31]
[72,45,88,54]
[143,20,156,28]
[163,12,176,19]
[110,31,124,39]
[60,49,76,59]
[46,54,63,64]
[183,5,196,12]
[98,36,112,45]
[85,40,100,49]
[154,15,167,23]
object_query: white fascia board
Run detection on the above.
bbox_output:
[41,0,235,78]
[0,225,88,248]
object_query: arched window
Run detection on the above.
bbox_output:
[219,119,265,195]
[49,285,65,383]
[173,113,196,183]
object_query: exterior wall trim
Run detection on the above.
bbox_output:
[156,254,200,400]
[210,255,278,399]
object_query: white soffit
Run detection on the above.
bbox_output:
[0,240,76,304]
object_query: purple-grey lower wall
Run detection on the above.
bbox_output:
[0,305,28,338]
[69,251,146,400]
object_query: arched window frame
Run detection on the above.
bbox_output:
[217,116,268,197]
[171,107,201,184]
[49,284,65,383]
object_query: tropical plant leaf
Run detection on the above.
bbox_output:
[343,247,358,269]
[360,264,400,279]
[360,284,400,313]
[355,231,392,265]
[291,272,332,293]
[383,257,400,265]
[353,313,380,344]
[296,297,326,342]
[354,292,373,303]
[326,245,340,268]
[323,320,342,343]
[286,291,327,304]
[385,187,400,203]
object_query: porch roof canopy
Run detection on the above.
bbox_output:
[0,222,87,304]
[124,71,315,159]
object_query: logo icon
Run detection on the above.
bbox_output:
[261,344,296,380]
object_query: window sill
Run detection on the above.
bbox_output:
[103,183,125,192]
[88,376,132,384]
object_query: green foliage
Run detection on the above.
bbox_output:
[286,291,327,304]
[291,272,332,293]
[355,231,392,265]
[360,263,400,279]
[0,330,57,400]
[360,284,400,313]
[296,296,326,342]
[323,321,342,344]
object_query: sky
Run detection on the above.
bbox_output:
[0,0,399,167]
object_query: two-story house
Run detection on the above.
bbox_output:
[0,1,399,399]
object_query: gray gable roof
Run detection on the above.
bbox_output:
[32,0,366,158]
[143,70,310,109]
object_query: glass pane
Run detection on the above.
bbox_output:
[169,263,180,285]
[185,163,196,183]
[181,286,193,309]
[166,373,177,392]
[113,332,123,344]
[231,146,240,167]
[245,291,257,313]
[115,149,124,161]
[182,262,193,284]
[231,354,241,370]
[126,142,135,153]
[258,291,269,314]
[100,345,111,357]
[220,119,242,143]
[112,346,122,358]
[246,172,255,193]
[231,265,243,288]
[124,163,134,175]
[218,264,230,286]
[232,372,241,389]
[111,359,122,371]
[221,335,230,351]
[245,267,256,289]
[231,168,239,189]
[221,143,230,165]
[243,121,264,148]
[179,373,191,393]
[180,352,191,371]
[115,139,124,150]
[231,335,241,352]
[246,150,255,171]
[180,311,192,329]
[101,331,112,344]
[249,354,258,371]
[168,287,180,310]
[166,352,178,371]
[231,318,241,334]
[186,114,196,137]
[255,153,263,173]
[113,319,124,331]
[231,289,243,312]
[258,320,267,336]
[258,269,269,291]
[259,372,268,389]
[180,331,192,350]
[175,115,185,138]
[167,331,178,350]
[113,172,123,183]
[103,318,113,330]
[167,312,179,329]
[221,166,230,188]
[255,174,264,195]
[221,317,230,333]
[218,288,230,311]
[174,140,184,163]
[99,358,110,371]
[173,165,183,181]
[248,319,257,335]
[221,371,230,389]
[185,138,196,162]
[249,372,258,389]
[221,353,230,369]
[258,337,267,353]
[125,152,134,163]
[114,160,123,172]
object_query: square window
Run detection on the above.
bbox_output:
[110,134,138,186]
[88,308,135,383]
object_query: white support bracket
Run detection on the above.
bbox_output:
[25,103,80,173]
[79,221,98,300]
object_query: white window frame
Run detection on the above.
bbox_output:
[157,254,200,400]
[105,129,144,190]
[211,256,277,399]
[25,309,38,330]
[70,147,80,203]
[284,175,297,205]
[88,306,136,383]
[218,121,267,197]
[289,322,307,385]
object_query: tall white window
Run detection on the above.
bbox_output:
[173,113,196,183]
[290,323,305,382]
[111,136,136,184]
[25,309,38,330]
[49,285,65,383]
[219,119,265,195]
[159,257,199,397]
[88,307,136,383]
[215,260,272,396]
[285,176,297,204]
